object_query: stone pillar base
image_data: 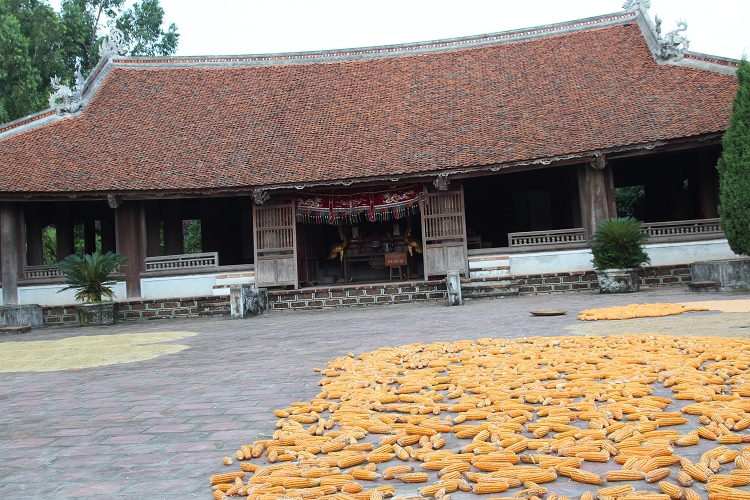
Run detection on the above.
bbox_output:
[446,271,463,306]
[230,284,268,318]
[0,304,44,328]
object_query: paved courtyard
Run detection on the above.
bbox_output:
[1,285,749,499]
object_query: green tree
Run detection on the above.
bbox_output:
[115,0,177,56]
[717,58,750,256]
[0,0,178,122]
[0,11,44,120]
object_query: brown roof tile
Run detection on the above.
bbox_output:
[0,18,737,197]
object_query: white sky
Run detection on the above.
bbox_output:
[50,0,749,60]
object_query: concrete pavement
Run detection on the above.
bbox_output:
[1,285,747,498]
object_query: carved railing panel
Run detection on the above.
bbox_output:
[508,228,588,248]
[143,252,219,271]
[24,265,64,279]
[642,218,723,240]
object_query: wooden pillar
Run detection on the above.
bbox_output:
[101,206,116,254]
[577,157,616,235]
[697,152,719,218]
[200,198,216,253]
[1,203,22,305]
[144,200,161,257]
[115,200,145,298]
[25,204,44,266]
[83,217,97,255]
[163,200,184,255]
[55,202,74,261]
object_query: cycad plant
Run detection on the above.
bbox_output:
[57,252,127,303]
[590,217,650,270]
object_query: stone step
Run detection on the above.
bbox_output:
[0,325,32,335]
[687,280,720,292]
[463,288,520,300]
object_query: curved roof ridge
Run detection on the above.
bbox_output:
[111,11,636,67]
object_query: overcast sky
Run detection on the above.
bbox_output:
[50,0,749,60]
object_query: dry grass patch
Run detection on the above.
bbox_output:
[0,332,196,372]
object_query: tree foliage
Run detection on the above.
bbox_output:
[0,0,179,122]
[717,58,750,256]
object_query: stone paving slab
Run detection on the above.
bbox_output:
[0,285,748,498]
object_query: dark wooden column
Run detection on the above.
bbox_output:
[200,198,217,253]
[114,200,145,298]
[163,200,183,255]
[25,204,44,266]
[144,200,161,257]
[101,205,116,254]
[55,202,74,261]
[577,156,616,235]
[84,217,97,255]
[1,203,22,305]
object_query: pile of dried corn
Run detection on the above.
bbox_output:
[210,334,750,499]
[577,303,709,321]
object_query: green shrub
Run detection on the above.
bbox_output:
[57,252,127,303]
[590,217,650,270]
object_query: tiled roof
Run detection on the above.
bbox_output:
[0,15,737,197]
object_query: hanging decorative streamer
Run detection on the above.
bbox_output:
[296,185,424,225]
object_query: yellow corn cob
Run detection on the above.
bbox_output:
[676,470,693,486]
[569,469,605,485]
[710,474,750,487]
[605,469,647,481]
[673,434,700,447]
[597,484,634,497]
[341,481,364,494]
[366,452,394,464]
[338,455,368,469]
[382,465,413,479]
[717,434,742,444]
[704,483,750,499]
[394,472,429,483]
[682,487,701,500]
[282,477,320,489]
[210,472,246,485]
[438,462,471,476]
[418,481,459,496]
[471,481,509,494]
[212,489,226,500]
[576,450,610,462]
[321,441,347,453]
[657,481,684,499]
[350,468,381,481]
[683,462,710,482]
[580,492,594,500]
[645,467,671,483]
[319,474,355,488]
[515,469,557,483]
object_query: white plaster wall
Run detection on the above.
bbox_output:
[509,249,593,275]
[507,239,739,276]
[140,274,217,300]
[645,239,740,266]
[8,282,126,307]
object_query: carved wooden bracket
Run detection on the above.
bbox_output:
[107,194,123,208]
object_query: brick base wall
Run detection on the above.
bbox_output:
[40,265,692,325]
[514,264,692,295]
[267,281,448,310]
[42,296,230,327]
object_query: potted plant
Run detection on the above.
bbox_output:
[589,217,650,293]
[57,251,127,326]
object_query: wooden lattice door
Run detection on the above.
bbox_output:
[253,202,298,288]
[420,186,468,278]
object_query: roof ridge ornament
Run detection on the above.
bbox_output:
[99,28,128,59]
[433,173,450,191]
[622,0,650,13]
[655,17,690,61]
[48,59,84,115]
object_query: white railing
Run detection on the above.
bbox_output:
[24,265,64,279]
[144,252,219,272]
[642,218,724,240]
[509,228,588,248]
